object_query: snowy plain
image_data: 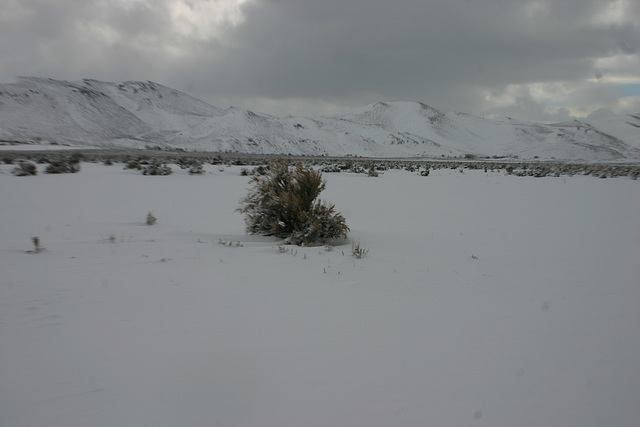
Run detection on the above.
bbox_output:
[1,161,639,427]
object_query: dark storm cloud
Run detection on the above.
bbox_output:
[1,0,638,118]
[222,1,634,103]
[0,0,172,80]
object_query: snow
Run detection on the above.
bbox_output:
[1,78,639,160]
[1,162,639,426]
[587,114,640,150]
[0,143,101,151]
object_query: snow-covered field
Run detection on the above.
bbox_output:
[0,144,100,151]
[1,162,639,427]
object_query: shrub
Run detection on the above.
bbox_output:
[240,165,267,176]
[237,159,349,245]
[45,156,80,174]
[188,163,205,175]
[32,236,42,253]
[69,152,84,164]
[176,157,193,169]
[142,160,172,175]
[12,161,37,176]
[351,241,368,259]
[176,157,205,174]
[146,212,157,225]
[124,159,142,170]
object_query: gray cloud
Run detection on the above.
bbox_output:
[1,0,638,119]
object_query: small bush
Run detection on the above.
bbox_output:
[177,157,205,174]
[176,157,194,169]
[146,212,157,225]
[124,159,142,170]
[240,165,267,176]
[32,236,42,252]
[188,163,205,175]
[12,161,37,176]
[351,241,368,259]
[237,159,349,245]
[27,236,44,253]
[69,152,84,164]
[45,156,80,174]
[142,160,172,176]
[252,165,267,175]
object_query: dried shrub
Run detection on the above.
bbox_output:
[237,159,349,245]
[142,160,172,175]
[44,155,80,174]
[146,212,157,225]
[12,161,37,176]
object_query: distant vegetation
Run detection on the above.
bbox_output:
[3,149,639,180]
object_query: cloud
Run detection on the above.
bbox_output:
[0,0,250,78]
[0,0,638,119]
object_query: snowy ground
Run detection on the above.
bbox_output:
[1,162,639,427]
[0,144,100,151]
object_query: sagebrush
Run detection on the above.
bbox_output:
[12,161,37,176]
[237,159,349,245]
[146,212,157,225]
[45,153,82,174]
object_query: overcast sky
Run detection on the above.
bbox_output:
[1,0,638,120]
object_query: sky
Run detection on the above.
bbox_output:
[0,0,638,121]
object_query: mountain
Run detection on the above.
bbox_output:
[584,114,640,150]
[0,77,222,148]
[1,77,638,160]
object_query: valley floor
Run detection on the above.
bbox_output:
[1,162,639,426]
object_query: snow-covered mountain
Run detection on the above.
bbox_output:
[1,77,638,160]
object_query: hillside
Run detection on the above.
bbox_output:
[1,77,638,160]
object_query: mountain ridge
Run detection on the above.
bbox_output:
[1,77,638,160]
